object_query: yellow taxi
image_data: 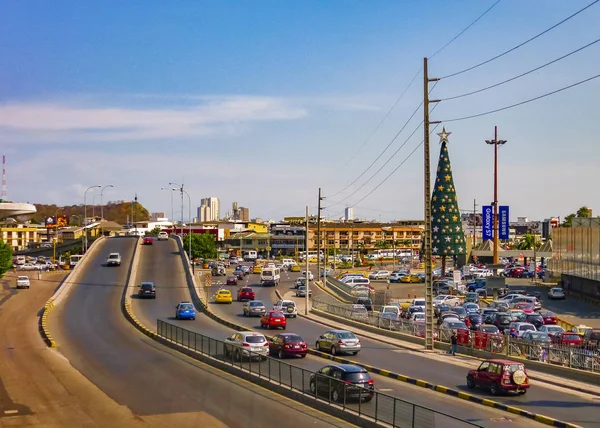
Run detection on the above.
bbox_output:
[215,289,233,304]
[401,274,422,283]
[289,264,301,272]
[572,325,592,337]
[252,265,262,274]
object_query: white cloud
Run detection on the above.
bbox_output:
[0,96,307,144]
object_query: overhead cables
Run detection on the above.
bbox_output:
[440,0,599,79]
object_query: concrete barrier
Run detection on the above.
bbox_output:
[40,236,107,347]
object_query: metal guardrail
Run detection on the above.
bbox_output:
[157,319,483,428]
[312,297,600,374]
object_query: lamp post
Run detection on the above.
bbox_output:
[485,126,507,269]
[100,184,114,236]
[161,186,175,227]
[92,194,98,218]
[174,187,192,261]
[83,185,101,252]
[169,182,184,233]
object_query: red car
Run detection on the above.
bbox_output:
[268,333,308,358]
[540,311,557,325]
[143,236,154,245]
[260,311,287,330]
[514,302,534,314]
[553,332,582,346]
[237,287,255,302]
[226,276,238,286]
[467,359,530,396]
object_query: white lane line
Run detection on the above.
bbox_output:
[4,410,18,415]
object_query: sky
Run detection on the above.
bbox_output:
[1,0,599,223]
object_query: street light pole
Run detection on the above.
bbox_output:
[485,126,507,268]
[161,187,175,228]
[175,188,192,260]
[83,185,101,252]
[100,184,114,236]
[170,182,184,233]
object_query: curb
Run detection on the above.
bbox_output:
[315,280,352,304]
[40,300,56,347]
[199,289,580,427]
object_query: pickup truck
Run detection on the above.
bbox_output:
[16,276,30,289]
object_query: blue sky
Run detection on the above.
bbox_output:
[1,0,599,222]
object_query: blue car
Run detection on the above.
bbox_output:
[175,302,196,320]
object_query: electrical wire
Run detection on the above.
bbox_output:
[441,37,600,101]
[440,0,599,79]
[441,72,600,123]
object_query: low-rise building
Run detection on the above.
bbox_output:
[0,222,43,251]
[222,231,273,258]
[270,224,306,256]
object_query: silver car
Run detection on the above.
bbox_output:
[315,330,361,356]
[224,331,269,360]
[243,300,266,317]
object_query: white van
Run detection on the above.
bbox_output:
[15,256,26,265]
[281,259,297,267]
[243,250,258,261]
[344,277,371,287]
[260,267,281,287]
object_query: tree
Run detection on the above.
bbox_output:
[183,233,217,260]
[145,227,162,237]
[430,128,466,274]
[577,206,592,218]
[516,234,541,251]
[561,206,593,227]
[0,239,13,277]
[374,240,390,250]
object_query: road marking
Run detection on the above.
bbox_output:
[4,410,18,415]
[378,388,393,392]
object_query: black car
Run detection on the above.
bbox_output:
[138,282,156,299]
[466,314,483,331]
[435,303,451,318]
[309,364,374,403]
[356,298,373,311]
[525,313,544,329]
[492,312,512,332]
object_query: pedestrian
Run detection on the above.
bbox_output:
[450,331,458,356]
[37,270,41,280]
[464,317,471,329]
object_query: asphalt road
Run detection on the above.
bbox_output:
[207,269,600,428]
[132,251,540,428]
[50,237,352,428]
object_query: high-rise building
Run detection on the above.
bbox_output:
[239,207,250,222]
[199,197,220,221]
[198,204,211,222]
[150,212,167,221]
[344,207,354,221]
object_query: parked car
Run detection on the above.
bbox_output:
[466,359,530,395]
[521,331,551,344]
[260,311,287,330]
[309,364,374,403]
[488,301,509,312]
[138,282,156,299]
[368,270,389,280]
[491,312,512,332]
[175,302,196,320]
[464,292,480,304]
[243,300,266,317]
[349,304,369,321]
[553,332,582,346]
[540,311,558,325]
[463,303,480,314]
[433,294,461,307]
[389,272,403,283]
[16,276,30,289]
[466,313,483,330]
[548,287,566,300]
[355,297,373,311]
[525,313,544,329]
[224,331,269,361]
[315,330,361,356]
[269,333,307,358]
[508,322,537,338]
[237,287,255,302]
[538,325,564,338]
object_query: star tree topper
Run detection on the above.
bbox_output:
[437,127,451,144]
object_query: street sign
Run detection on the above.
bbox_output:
[453,270,461,284]
[482,206,493,240]
[486,276,506,289]
[499,206,510,239]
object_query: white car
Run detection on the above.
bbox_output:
[106,253,122,266]
[350,286,371,297]
[368,270,390,280]
[509,322,537,337]
[433,294,461,307]
[302,271,314,281]
[224,331,269,360]
[389,272,403,283]
[16,276,30,289]
[412,312,426,322]
[548,287,565,300]
[539,325,565,338]
[273,300,298,318]
[157,231,169,241]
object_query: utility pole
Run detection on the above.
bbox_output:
[423,57,440,351]
[472,199,479,261]
[134,194,138,234]
[316,188,324,284]
[305,205,310,315]
[485,127,507,268]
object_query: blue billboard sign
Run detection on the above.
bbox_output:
[482,206,493,241]
[499,206,510,240]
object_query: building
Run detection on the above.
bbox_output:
[199,197,220,221]
[344,207,354,222]
[150,212,167,221]
[0,222,43,251]
[222,231,273,258]
[270,224,307,256]
[239,207,250,222]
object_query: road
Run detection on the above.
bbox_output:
[50,236,351,428]
[207,268,600,428]
[132,248,541,428]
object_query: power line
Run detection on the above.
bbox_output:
[441,37,600,101]
[441,72,600,123]
[440,0,599,79]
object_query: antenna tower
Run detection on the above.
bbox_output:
[1,155,7,202]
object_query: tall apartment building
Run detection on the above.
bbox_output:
[344,207,354,221]
[239,207,250,222]
[198,197,220,221]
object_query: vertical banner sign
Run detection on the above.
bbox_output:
[482,206,493,240]
[499,206,510,240]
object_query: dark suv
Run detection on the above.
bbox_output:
[309,364,374,402]
[356,298,373,311]
[138,282,156,299]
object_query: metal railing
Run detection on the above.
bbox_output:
[312,298,600,374]
[157,319,483,428]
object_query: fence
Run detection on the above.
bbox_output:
[157,319,483,428]
[312,297,600,374]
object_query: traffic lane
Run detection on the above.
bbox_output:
[53,238,351,427]
[231,278,600,426]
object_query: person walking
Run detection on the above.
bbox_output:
[450,331,458,356]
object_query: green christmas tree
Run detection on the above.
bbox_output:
[431,128,466,263]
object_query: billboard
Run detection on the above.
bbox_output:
[45,216,56,228]
[498,206,509,240]
[482,206,493,240]
[46,215,68,228]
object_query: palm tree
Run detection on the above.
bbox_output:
[516,234,541,250]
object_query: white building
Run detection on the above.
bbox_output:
[199,197,220,221]
[344,207,354,222]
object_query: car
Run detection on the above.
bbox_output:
[508,322,536,338]
[243,300,266,317]
[260,311,287,330]
[294,277,307,289]
[548,287,566,300]
[224,331,269,361]
[412,312,426,322]
[16,276,30,289]
[553,332,582,346]
[401,274,422,283]
[296,285,312,297]
[143,236,154,245]
[226,275,238,285]
[289,264,301,272]
[349,304,369,321]
[434,303,451,318]
[237,286,255,302]
[464,292,480,304]
[521,331,551,344]
[513,302,535,314]
[512,296,541,311]
[368,270,390,280]
[269,333,308,358]
[273,299,297,318]
[451,306,467,321]
[309,364,374,403]
[466,313,483,330]
[106,253,122,266]
[491,312,512,332]
[433,294,461,307]
[157,231,169,241]
[488,301,509,312]
[508,309,526,322]
[315,330,361,355]
[175,302,196,320]
[463,302,480,314]
[355,297,373,311]
[525,313,544,329]
[441,320,468,331]
[215,289,233,304]
[540,311,557,325]
[302,271,314,281]
[389,272,403,283]
[477,324,501,335]
[538,325,565,338]
[138,282,156,299]
[467,359,530,395]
